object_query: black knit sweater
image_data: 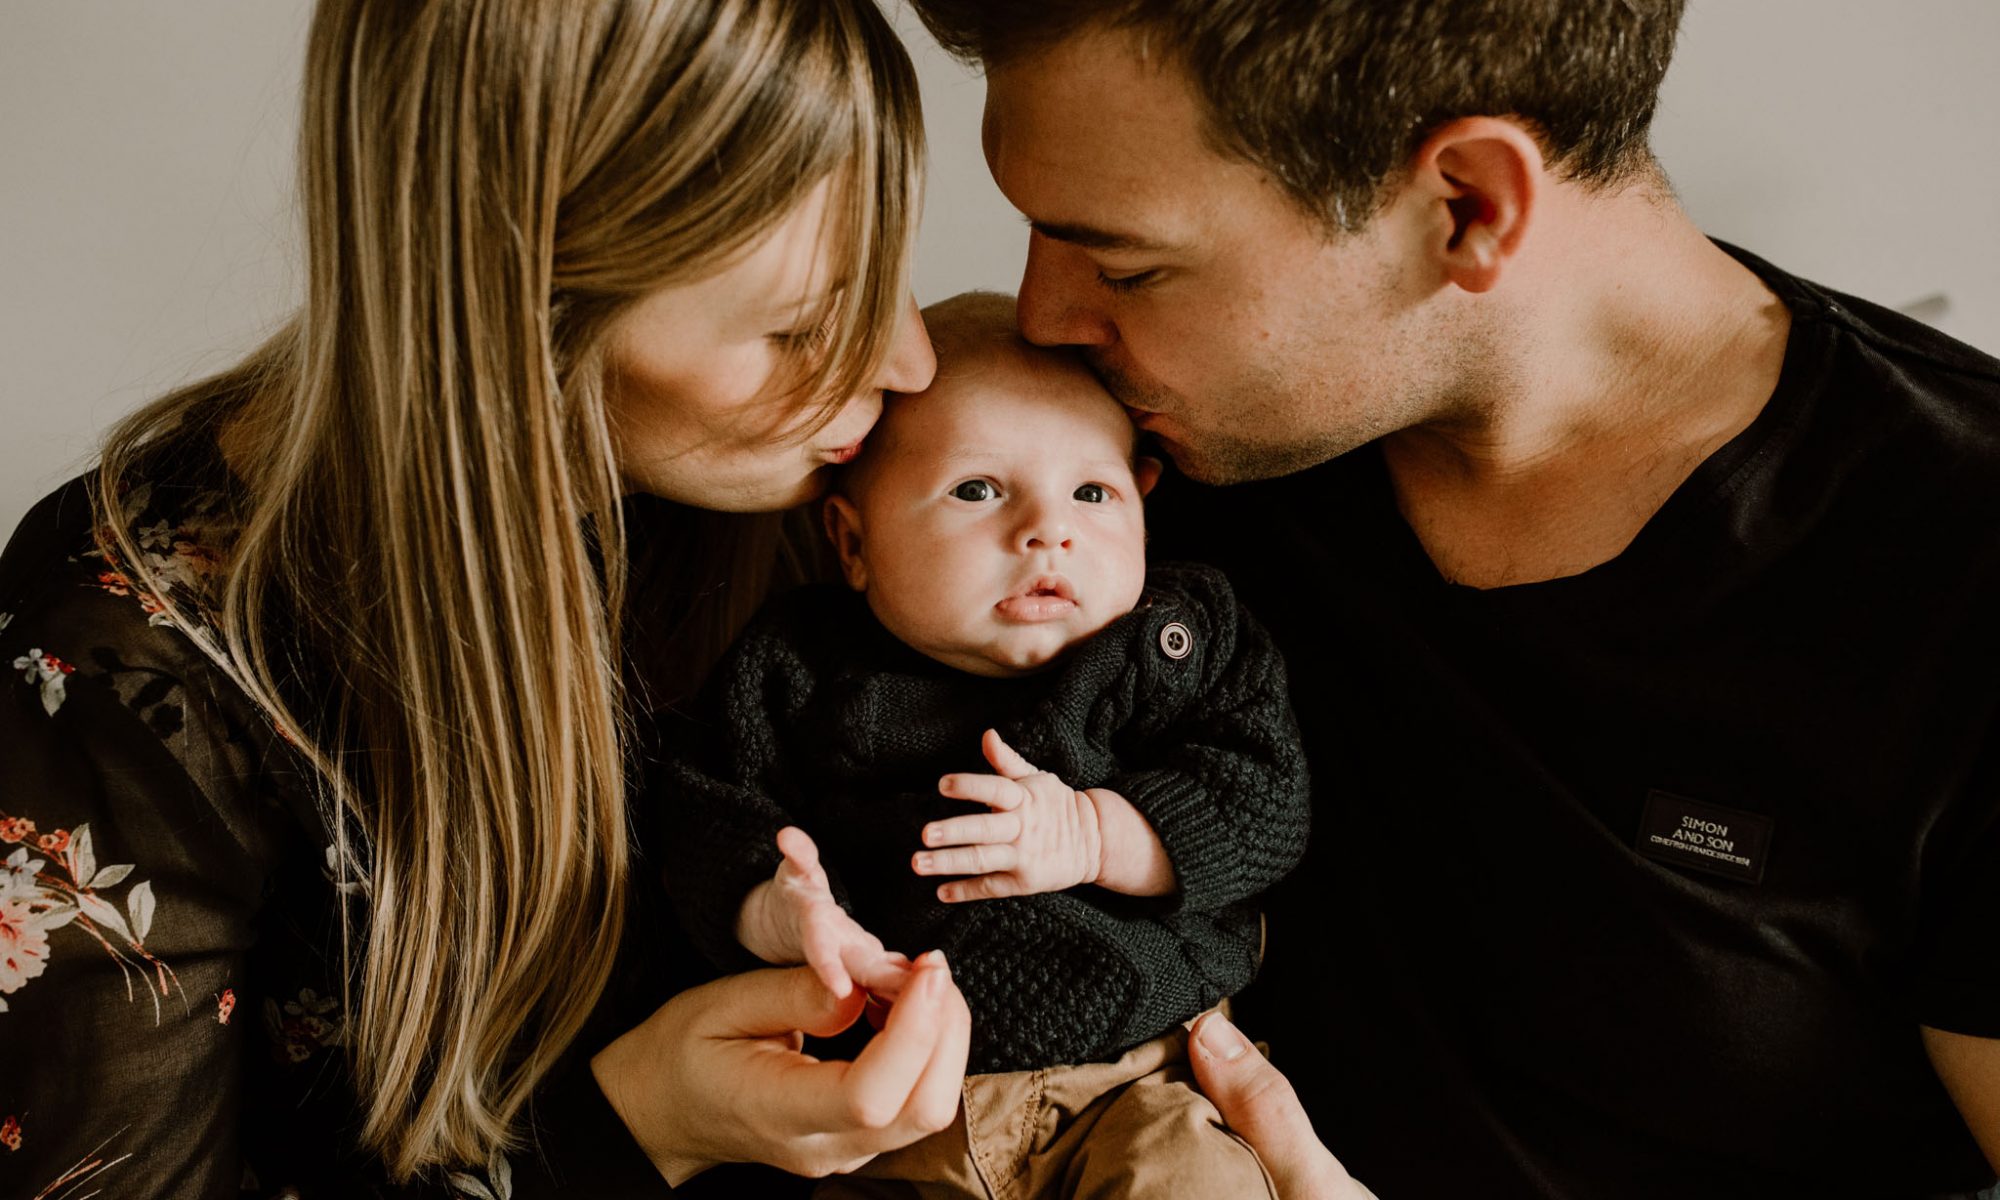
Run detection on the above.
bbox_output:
[659,562,1311,1073]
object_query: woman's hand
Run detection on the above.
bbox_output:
[1188,1011,1378,1200]
[591,950,969,1186]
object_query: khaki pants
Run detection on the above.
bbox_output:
[818,1017,1275,1200]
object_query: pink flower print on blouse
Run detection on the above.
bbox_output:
[11,649,76,716]
[0,891,53,996]
[218,987,236,1025]
[0,1114,19,1151]
[0,816,180,1020]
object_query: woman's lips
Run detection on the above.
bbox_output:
[822,438,864,464]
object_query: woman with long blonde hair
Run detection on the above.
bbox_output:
[0,0,968,1193]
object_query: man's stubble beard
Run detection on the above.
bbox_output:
[1089,352,1411,486]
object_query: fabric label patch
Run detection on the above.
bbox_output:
[1634,791,1773,884]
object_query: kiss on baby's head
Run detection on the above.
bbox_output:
[823,292,1162,678]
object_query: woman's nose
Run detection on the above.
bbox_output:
[876,295,936,395]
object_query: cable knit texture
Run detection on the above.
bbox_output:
[659,562,1311,1073]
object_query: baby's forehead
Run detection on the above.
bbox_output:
[844,369,1135,504]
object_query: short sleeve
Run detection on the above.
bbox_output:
[1908,762,2000,1037]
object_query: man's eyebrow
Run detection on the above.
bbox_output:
[1028,219,1177,254]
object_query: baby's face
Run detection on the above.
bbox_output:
[829,360,1150,677]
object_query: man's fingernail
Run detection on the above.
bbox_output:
[1197,1013,1249,1062]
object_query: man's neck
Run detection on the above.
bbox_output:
[1379,191,1792,589]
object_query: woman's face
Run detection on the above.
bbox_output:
[603,179,936,512]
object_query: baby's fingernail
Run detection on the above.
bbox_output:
[1196,1013,1249,1062]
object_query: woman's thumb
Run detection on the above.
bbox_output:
[709,964,867,1042]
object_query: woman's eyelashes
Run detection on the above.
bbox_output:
[767,309,836,353]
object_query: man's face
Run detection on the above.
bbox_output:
[983,25,1447,484]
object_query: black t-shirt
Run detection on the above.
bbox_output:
[1152,245,2000,1199]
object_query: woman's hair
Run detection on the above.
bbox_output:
[93,0,922,1178]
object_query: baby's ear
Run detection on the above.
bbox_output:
[821,494,869,592]
[1134,455,1164,497]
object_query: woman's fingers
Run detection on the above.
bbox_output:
[702,963,867,1043]
[812,955,955,1132]
[937,771,1027,811]
[913,843,1019,878]
[890,953,971,1136]
[980,728,1038,779]
[921,811,1021,848]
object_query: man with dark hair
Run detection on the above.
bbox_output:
[908,2,2000,1197]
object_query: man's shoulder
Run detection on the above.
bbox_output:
[1734,244,2000,464]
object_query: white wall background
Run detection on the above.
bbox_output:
[5,1,1997,534]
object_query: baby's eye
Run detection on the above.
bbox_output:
[1074,483,1109,503]
[951,479,998,502]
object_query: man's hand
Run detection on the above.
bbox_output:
[1188,1011,1377,1200]
[916,728,1106,902]
[738,826,911,1001]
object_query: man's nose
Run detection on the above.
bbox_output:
[1017,231,1116,349]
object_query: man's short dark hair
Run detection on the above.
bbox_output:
[910,0,1687,231]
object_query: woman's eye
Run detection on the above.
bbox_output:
[769,311,835,353]
[1074,483,1109,503]
[951,479,997,502]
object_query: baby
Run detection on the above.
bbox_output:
[662,292,1310,1198]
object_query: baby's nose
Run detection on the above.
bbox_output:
[1018,508,1075,552]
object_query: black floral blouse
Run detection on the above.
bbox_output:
[0,459,681,1198]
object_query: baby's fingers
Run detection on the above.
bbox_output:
[937,873,1028,903]
[775,826,830,887]
[980,728,1039,780]
[913,844,1020,878]
[921,812,1022,849]
[937,772,1028,812]
[800,909,858,999]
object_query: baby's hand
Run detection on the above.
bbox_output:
[738,826,911,1001]
[917,729,1105,902]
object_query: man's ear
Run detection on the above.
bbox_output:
[1134,455,1164,497]
[822,493,868,592]
[1408,116,1541,295]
